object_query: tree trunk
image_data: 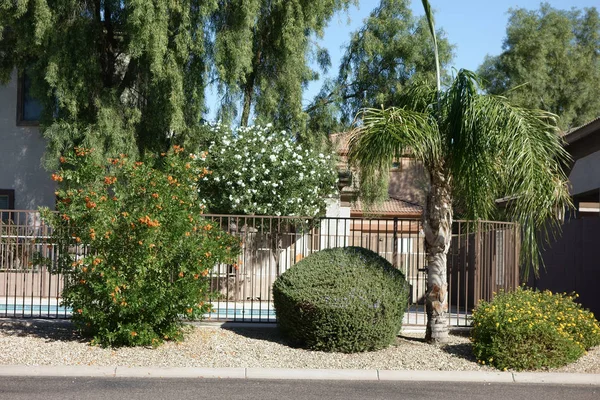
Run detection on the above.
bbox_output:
[423,171,453,344]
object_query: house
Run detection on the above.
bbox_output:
[533,118,600,316]
[0,70,55,214]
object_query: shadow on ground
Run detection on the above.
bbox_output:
[0,319,87,343]
[220,324,303,348]
[442,342,478,363]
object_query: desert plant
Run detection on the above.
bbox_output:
[41,145,239,347]
[273,246,409,353]
[471,287,600,370]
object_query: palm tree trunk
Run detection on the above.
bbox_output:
[423,172,453,343]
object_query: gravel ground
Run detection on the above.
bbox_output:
[0,319,598,373]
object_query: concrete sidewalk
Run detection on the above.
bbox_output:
[0,365,598,385]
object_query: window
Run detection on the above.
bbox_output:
[0,189,15,223]
[17,71,43,125]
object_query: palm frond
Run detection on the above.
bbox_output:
[445,70,501,221]
[472,95,572,278]
[420,0,441,93]
[348,106,442,207]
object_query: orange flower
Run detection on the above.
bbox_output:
[138,240,143,245]
[75,237,82,243]
[104,176,117,185]
[152,193,159,199]
[186,308,193,314]
[204,224,212,231]
[138,215,160,227]
[121,212,129,217]
[173,145,184,154]
[205,252,211,258]
[92,258,102,266]
[51,173,63,182]
[104,231,111,239]
[135,161,144,166]
[201,269,209,277]
[130,331,138,337]
[185,163,191,169]
[193,274,199,280]
[61,214,70,221]
[77,309,83,314]
[79,279,86,284]
[178,271,184,278]
[85,201,97,209]
[59,156,66,164]
[82,267,88,273]
[185,231,191,237]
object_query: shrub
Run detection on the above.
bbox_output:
[191,123,338,217]
[471,287,600,370]
[273,246,409,353]
[42,146,239,347]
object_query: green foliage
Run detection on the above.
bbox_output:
[211,0,355,131]
[478,4,600,130]
[0,1,213,163]
[273,247,409,353]
[307,0,453,132]
[471,288,600,371]
[41,146,239,347]
[190,123,338,217]
[349,69,572,278]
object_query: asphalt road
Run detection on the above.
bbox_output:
[0,378,597,400]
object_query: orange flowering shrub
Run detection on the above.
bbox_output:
[42,147,239,347]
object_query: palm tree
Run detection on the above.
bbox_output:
[348,1,572,343]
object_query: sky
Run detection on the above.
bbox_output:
[301,0,599,107]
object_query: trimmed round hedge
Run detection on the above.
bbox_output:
[273,246,409,353]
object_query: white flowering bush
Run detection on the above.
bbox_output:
[195,124,338,217]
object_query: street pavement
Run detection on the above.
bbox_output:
[0,377,598,400]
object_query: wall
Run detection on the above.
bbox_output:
[0,71,55,210]
[387,158,427,205]
[532,217,600,317]
[569,150,600,196]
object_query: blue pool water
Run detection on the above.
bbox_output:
[0,304,276,320]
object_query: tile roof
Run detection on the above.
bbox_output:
[351,196,422,217]
[330,131,352,155]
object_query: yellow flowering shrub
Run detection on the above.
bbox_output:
[471,287,600,370]
[42,146,239,347]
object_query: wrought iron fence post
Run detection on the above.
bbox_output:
[392,217,398,268]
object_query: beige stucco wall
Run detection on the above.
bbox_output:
[569,150,600,196]
[0,71,55,210]
[387,158,427,205]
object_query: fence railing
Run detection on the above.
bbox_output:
[0,210,520,326]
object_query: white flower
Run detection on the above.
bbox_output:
[269,154,276,162]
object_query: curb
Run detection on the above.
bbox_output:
[0,366,598,385]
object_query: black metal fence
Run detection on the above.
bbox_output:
[0,210,520,326]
